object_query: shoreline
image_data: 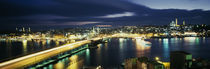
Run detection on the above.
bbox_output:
[151,36,209,38]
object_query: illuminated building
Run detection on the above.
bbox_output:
[169,21,176,29]
[53,34,65,39]
[22,27,25,32]
[28,27,31,32]
[168,18,192,36]
[170,21,176,27]
[16,27,31,32]
[175,18,178,26]
[169,18,186,29]
[170,51,192,69]
[16,27,18,31]
[175,18,180,27]
[183,21,185,26]
[184,32,197,36]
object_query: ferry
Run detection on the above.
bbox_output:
[134,37,152,46]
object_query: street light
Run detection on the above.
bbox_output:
[155,57,160,61]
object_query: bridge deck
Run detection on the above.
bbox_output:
[0,40,91,69]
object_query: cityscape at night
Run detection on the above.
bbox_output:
[0,0,210,69]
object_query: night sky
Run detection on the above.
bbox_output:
[0,0,210,31]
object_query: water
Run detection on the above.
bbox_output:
[49,37,210,69]
[0,40,66,62]
[0,37,210,68]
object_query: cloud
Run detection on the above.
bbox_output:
[96,12,135,18]
[15,14,69,20]
[62,21,101,25]
[128,0,210,10]
[23,21,101,26]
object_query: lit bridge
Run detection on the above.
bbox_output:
[0,34,143,69]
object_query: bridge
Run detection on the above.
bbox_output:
[0,34,143,69]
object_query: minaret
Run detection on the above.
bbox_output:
[28,27,31,32]
[22,27,25,32]
[16,27,18,31]
[175,18,178,26]
[183,21,185,25]
[92,27,95,34]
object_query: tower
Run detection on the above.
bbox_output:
[183,21,185,25]
[22,27,25,32]
[16,27,18,31]
[175,18,178,26]
[28,27,31,32]
[175,18,180,27]
[92,27,96,34]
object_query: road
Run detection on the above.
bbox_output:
[0,40,92,69]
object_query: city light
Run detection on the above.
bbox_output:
[0,0,210,69]
[155,57,160,61]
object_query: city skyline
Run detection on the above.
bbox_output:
[1,1,210,69]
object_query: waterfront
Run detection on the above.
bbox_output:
[47,37,210,69]
[0,37,209,68]
[1,0,210,68]
[0,40,66,62]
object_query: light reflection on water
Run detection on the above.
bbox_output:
[85,49,90,65]
[119,38,125,50]
[54,61,65,69]
[163,39,169,58]
[184,37,197,45]
[22,40,27,54]
[52,50,86,69]
[0,40,66,61]
[48,37,210,69]
[119,38,127,59]
[67,55,82,69]
[1,37,210,68]
[48,38,152,69]
[135,38,151,58]
[135,38,151,51]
